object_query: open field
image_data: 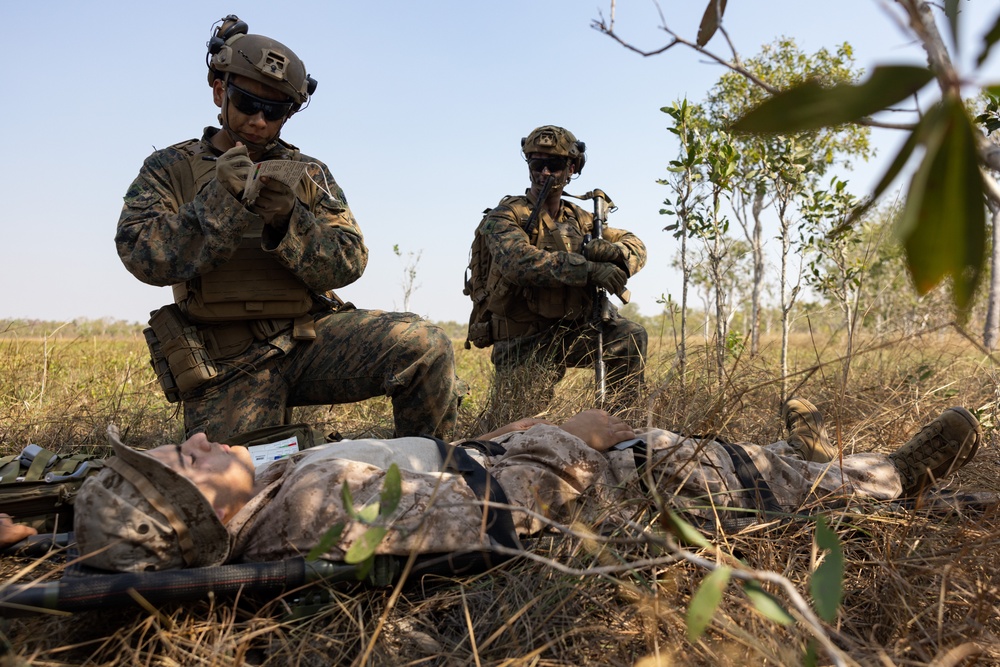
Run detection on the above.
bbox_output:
[1,324,999,666]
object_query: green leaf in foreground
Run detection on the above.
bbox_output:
[976,13,1000,66]
[804,639,819,667]
[306,523,345,561]
[810,517,844,623]
[831,110,935,236]
[743,581,794,625]
[345,526,388,565]
[664,509,713,549]
[341,480,356,518]
[356,502,380,524]
[944,0,960,58]
[687,566,731,642]
[732,65,933,134]
[380,463,402,517]
[696,0,727,47]
[898,96,986,313]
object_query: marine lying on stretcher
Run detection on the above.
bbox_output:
[0,400,989,613]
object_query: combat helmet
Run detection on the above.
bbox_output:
[206,15,318,111]
[521,125,587,173]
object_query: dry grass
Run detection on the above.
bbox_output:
[2,324,999,666]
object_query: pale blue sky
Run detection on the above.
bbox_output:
[2,1,998,324]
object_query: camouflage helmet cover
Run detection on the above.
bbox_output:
[521,125,587,172]
[73,426,230,572]
[207,16,315,108]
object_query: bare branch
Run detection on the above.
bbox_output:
[592,5,920,132]
[896,0,961,94]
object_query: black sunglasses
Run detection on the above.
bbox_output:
[226,82,295,121]
[528,157,569,173]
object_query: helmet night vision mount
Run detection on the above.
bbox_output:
[206,14,318,112]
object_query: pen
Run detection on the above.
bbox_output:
[201,155,218,161]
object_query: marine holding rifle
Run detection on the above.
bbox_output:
[115,16,460,442]
[470,126,648,416]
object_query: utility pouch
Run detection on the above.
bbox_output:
[148,305,219,395]
[0,446,104,532]
[143,326,180,403]
[467,321,492,349]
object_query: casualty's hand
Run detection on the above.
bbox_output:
[583,238,625,266]
[559,409,635,451]
[475,417,554,441]
[252,176,297,226]
[0,513,37,550]
[215,144,253,197]
[587,261,627,296]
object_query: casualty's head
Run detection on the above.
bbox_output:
[73,427,255,572]
[205,15,318,153]
[521,125,587,193]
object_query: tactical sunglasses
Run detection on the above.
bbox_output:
[226,82,295,121]
[528,157,569,173]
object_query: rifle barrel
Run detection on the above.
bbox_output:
[0,558,360,616]
[524,175,555,236]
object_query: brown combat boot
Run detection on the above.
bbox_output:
[889,407,982,496]
[782,398,837,463]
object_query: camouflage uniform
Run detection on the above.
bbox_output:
[116,128,458,440]
[231,427,615,562]
[233,425,902,562]
[481,191,648,414]
[75,424,907,572]
[614,429,900,531]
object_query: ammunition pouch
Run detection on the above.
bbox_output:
[145,305,219,400]
[525,285,589,321]
[491,316,540,342]
[466,320,493,349]
[143,326,180,403]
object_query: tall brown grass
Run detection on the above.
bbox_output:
[1,323,998,666]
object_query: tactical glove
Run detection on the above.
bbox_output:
[215,145,253,197]
[583,238,625,266]
[252,177,297,223]
[587,261,628,296]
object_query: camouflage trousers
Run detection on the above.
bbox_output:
[611,428,903,531]
[182,309,459,442]
[490,316,647,419]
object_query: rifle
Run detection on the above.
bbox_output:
[0,555,375,617]
[523,175,555,236]
[588,189,611,406]
[0,532,515,616]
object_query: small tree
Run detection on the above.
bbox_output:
[392,244,422,313]
[661,103,742,387]
[702,38,873,356]
[660,99,708,387]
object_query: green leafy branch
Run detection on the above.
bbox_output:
[675,512,845,665]
[595,0,1000,320]
[306,463,403,580]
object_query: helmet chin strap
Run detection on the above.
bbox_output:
[218,77,285,156]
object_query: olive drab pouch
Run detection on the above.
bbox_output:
[227,423,338,469]
[463,208,497,350]
[143,326,180,403]
[146,304,218,398]
[0,445,104,532]
[463,197,529,350]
